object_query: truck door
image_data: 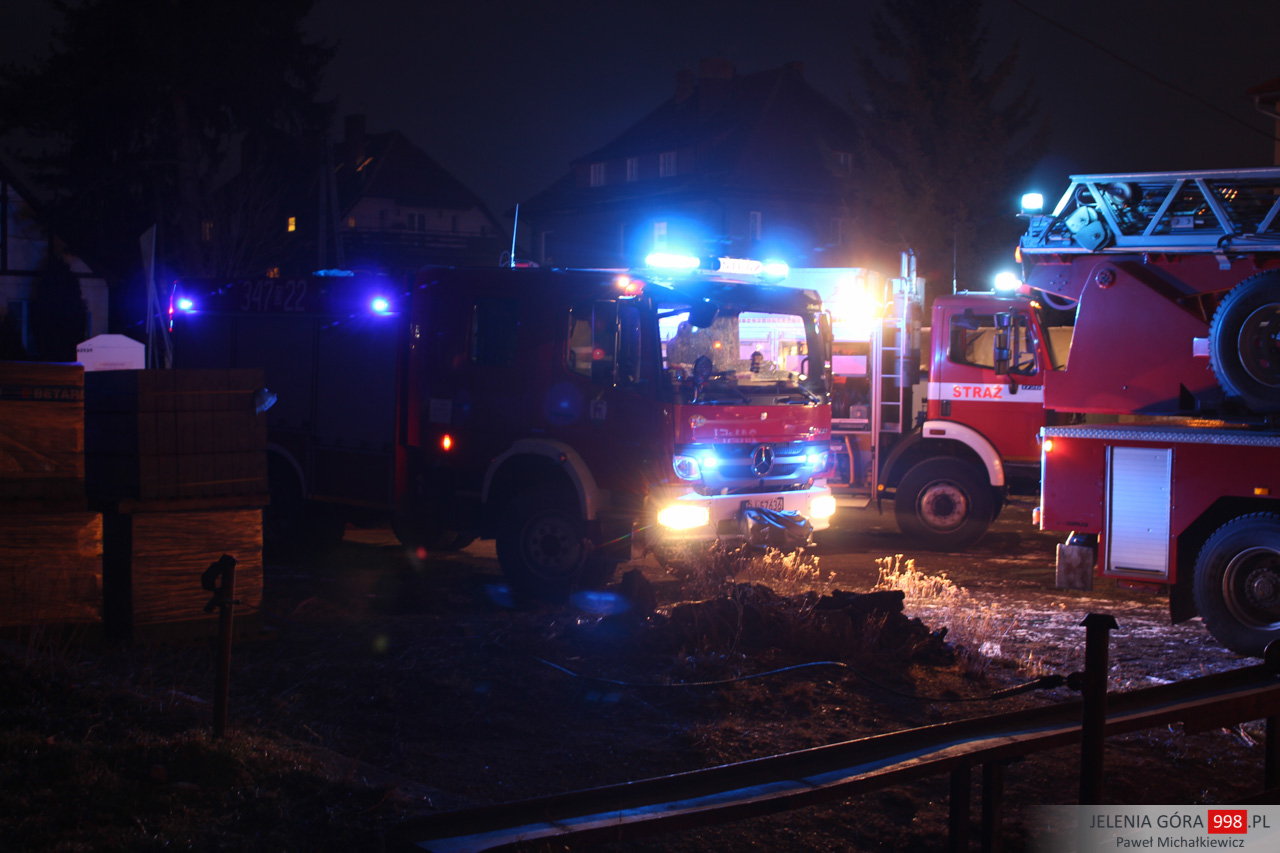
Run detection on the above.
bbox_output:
[552,298,666,505]
[930,306,1045,466]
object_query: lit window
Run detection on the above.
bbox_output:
[749,211,762,241]
[201,220,214,242]
[590,162,606,187]
[347,217,356,228]
[659,151,677,177]
[287,216,296,233]
[626,157,639,182]
[654,221,667,248]
[267,267,280,278]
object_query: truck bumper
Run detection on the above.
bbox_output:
[642,483,834,553]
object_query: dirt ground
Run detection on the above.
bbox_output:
[3,502,1273,851]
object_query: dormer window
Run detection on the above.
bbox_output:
[590,162,606,187]
[626,157,639,182]
[659,151,677,178]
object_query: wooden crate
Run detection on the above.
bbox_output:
[86,369,267,502]
[0,512,102,628]
[0,361,85,504]
[103,505,263,640]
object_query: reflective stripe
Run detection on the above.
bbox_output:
[927,382,1044,403]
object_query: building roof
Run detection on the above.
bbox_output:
[334,127,499,224]
[522,61,856,215]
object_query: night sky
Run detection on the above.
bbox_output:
[4,0,1279,233]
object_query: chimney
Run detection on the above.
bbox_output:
[344,114,366,173]
[783,60,804,80]
[698,58,734,118]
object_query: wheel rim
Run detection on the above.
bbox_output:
[1222,546,1280,630]
[917,481,969,533]
[1236,303,1280,388]
[523,512,585,582]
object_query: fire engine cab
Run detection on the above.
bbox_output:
[171,255,836,594]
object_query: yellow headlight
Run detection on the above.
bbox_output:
[809,494,837,519]
[657,505,711,530]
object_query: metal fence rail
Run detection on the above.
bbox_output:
[392,621,1280,853]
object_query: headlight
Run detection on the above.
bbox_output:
[809,494,837,519]
[657,505,711,530]
[672,455,701,481]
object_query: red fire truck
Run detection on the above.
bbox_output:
[794,255,1075,550]
[170,256,836,594]
[1023,167,1280,654]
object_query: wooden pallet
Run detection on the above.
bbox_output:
[103,503,264,642]
[85,368,267,502]
[0,361,85,503]
[0,512,102,628]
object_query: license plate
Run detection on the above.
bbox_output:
[741,497,784,511]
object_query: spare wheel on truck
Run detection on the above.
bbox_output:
[1209,271,1280,413]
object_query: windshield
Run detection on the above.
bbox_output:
[659,302,823,404]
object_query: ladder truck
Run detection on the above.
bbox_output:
[1024,167,1280,654]
[797,254,1076,551]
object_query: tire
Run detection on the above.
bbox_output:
[893,457,994,551]
[495,487,588,596]
[1192,513,1280,657]
[1208,272,1280,412]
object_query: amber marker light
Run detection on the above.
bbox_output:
[1256,487,1271,496]
[1042,438,1054,453]
[441,434,453,451]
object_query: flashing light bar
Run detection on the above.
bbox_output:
[993,272,1022,292]
[370,296,393,315]
[646,252,701,271]
[176,297,195,312]
[716,257,762,275]
[645,252,790,281]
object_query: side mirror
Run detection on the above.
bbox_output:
[992,313,1011,376]
[689,301,718,329]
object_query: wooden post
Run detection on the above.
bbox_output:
[201,555,238,739]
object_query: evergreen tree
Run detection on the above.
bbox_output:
[30,250,89,362]
[0,0,334,290]
[849,0,1047,303]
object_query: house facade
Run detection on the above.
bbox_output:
[326,114,507,277]
[520,60,859,270]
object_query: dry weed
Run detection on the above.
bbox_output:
[872,554,1048,678]
[668,541,836,599]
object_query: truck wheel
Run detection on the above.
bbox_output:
[495,487,587,597]
[1192,513,1280,656]
[894,458,993,551]
[1209,271,1280,412]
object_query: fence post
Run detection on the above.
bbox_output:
[949,765,971,852]
[1079,613,1117,805]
